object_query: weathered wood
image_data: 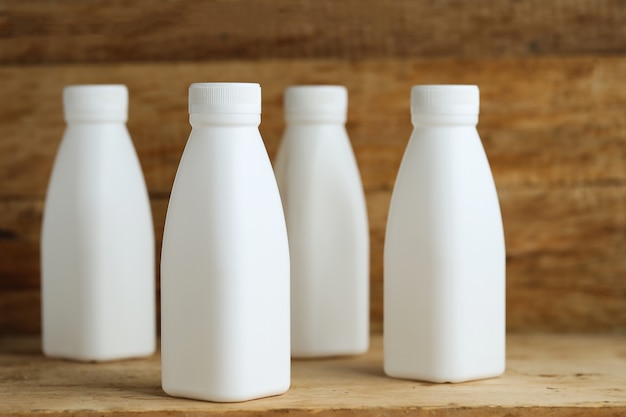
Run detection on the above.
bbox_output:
[368,185,626,333]
[1,0,625,64]
[1,57,624,198]
[0,334,624,416]
[500,185,626,331]
[0,56,625,334]
[1,182,624,334]
[0,290,39,335]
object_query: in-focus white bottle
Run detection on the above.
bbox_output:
[161,83,290,402]
[384,85,505,383]
[274,85,369,358]
[41,85,155,361]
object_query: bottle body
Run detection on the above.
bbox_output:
[275,122,369,358]
[384,86,505,383]
[161,84,290,402]
[41,121,156,361]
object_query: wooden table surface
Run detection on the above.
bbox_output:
[1,333,624,416]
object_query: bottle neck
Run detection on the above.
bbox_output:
[189,113,260,127]
[411,114,478,127]
[286,119,345,126]
[285,113,346,124]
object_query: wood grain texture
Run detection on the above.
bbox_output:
[2,182,624,334]
[0,334,624,416]
[0,56,625,334]
[1,0,626,64]
[1,56,625,197]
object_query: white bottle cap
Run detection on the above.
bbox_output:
[63,85,128,122]
[189,83,261,114]
[284,85,348,123]
[411,85,479,115]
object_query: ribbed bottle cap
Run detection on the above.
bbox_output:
[284,85,347,122]
[411,85,479,115]
[189,83,261,114]
[63,85,128,122]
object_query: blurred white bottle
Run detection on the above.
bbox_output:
[384,85,505,382]
[161,83,290,402]
[41,84,155,361]
[274,85,369,358]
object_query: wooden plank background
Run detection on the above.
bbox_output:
[0,0,624,334]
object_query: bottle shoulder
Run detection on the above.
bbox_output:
[167,130,279,211]
[63,122,130,136]
[388,128,500,220]
[276,131,363,195]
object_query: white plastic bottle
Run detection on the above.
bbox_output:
[384,85,505,383]
[41,84,156,361]
[274,85,369,358]
[161,83,290,402]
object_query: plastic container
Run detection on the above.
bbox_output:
[274,85,369,358]
[160,82,290,402]
[384,85,506,383]
[41,84,155,361]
